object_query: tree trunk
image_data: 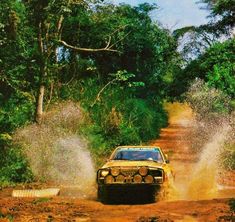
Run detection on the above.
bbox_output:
[35,21,46,124]
[36,84,45,124]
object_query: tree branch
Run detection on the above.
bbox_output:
[59,40,120,52]
[57,15,64,40]
[109,30,132,49]
[90,79,116,107]
[59,25,130,53]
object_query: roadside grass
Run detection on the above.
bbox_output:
[32,197,52,205]
[0,211,14,222]
[229,198,235,212]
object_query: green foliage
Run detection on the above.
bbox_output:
[229,198,235,212]
[0,211,14,222]
[186,79,231,116]
[61,3,178,98]
[0,136,33,184]
[110,70,135,82]
[119,98,167,142]
[0,147,33,183]
[54,3,174,164]
[0,89,34,184]
[221,144,235,170]
[199,0,235,35]
[171,39,235,98]
[202,40,235,97]
[32,198,51,205]
[0,91,35,133]
[61,77,167,165]
[174,0,234,61]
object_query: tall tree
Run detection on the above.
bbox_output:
[173,0,235,61]
[0,0,37,131]
[200,0,235,35]
[22,0,122,123]
[1,1,179,125]
[72,3,178,99]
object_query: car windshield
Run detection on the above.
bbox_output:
[112,148,164,163]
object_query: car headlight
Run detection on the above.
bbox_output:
[100,169,109,177]
[139,166,148,176]
[116,175,125,183]
[105,175,114,184]
[144,175,154,184]
[111,168,120,176]
[133,174,142,183]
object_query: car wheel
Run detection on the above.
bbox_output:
[145,187,157,203]
[97,186,108,203]
[148,190,156,203]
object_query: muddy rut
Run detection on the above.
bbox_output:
[0,103,234,222]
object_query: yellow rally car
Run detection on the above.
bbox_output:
[96,146,174,203]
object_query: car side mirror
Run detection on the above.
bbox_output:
[165,154,170,163]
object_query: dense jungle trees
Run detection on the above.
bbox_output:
[170,0,235,99]
[1,1,177,123]
[0,1,178,182]
[0,0,234,183]
[170,39,235,98]
[200,0,235,35]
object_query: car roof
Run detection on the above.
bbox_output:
[110,146,164,159]
[116,146,161,148]
[115,146,162,150]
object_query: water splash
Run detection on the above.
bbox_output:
[186,125,231,199]
[50,137,95,184]
[14,101,96,198]
[162,81,234,201]
[184,79,235,200]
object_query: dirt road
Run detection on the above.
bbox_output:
[0,103,234,222]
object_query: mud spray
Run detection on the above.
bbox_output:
[14,101,96,198]
[186,125,231,199]
[178,79,234,200]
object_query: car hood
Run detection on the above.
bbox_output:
[101,160,165,169]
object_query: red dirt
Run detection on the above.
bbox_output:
[0,103,234,222]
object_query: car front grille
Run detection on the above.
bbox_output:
[99,167,164,185]
[120,168,138,177]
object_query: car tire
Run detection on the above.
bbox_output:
[148,189,157,203]
[97,186,108,203]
